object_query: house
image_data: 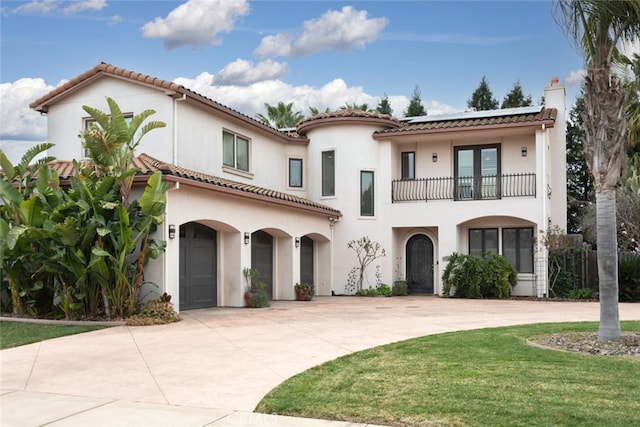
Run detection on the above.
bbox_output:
[29,63,566,310]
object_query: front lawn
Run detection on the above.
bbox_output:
[257,321,640,427]
[0,321,109,349]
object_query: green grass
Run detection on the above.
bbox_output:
[257,321,640,427]
[0,321,109,349]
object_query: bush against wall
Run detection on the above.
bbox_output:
[619,252,640,302]
[442,252,516,299]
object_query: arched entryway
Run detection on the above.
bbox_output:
[179,222,217,310]
[406,234,434,294]
[251,230,273,299]
[300,236,314,285]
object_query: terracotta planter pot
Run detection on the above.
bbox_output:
[295,289,312,301]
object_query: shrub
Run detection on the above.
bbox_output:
[442,252,516,299]
[392,280,409,296]
[377,283,392,297]
[619,252,640,302]
[125,293,181,326]
[567,288,595,300]
[355,283,392,297]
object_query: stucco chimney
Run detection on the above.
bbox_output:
[550,76,559,87]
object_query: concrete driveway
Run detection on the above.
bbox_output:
[1,296,639,425]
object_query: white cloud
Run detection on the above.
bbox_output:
[62,0,106,14]
[254,6,388,58]
[565,70,585,88]
[108,14,121,26]
[254,33,292,58]
[620,38,640,58]
[13,0,58,14]
[0,78,52,141]
[141,0,250,50]
[13,0,106,15]
[214,59,288,86]
[174,73,455,120]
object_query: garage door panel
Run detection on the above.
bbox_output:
[179,223,217,310]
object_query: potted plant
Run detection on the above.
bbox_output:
[243,268,270,308]
[294,283,315,301]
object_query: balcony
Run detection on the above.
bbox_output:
[391,173,536,203]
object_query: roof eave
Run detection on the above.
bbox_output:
[158,174,341,218]
[372,119,556,140]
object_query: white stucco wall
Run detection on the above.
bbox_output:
[45,78,174,162]
[162,182,334,308]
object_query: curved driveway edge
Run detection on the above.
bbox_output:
[2,297,639,413]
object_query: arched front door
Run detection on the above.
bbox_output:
[406,234,434,294]
[300,236,314,285]
[251,230,273,299]
[179,222,217,310]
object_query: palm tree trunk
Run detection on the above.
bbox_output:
[595,190,620,341]
[583,68,626,342]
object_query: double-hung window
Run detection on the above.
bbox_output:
[223,130,249,172]
[469,228,498,255]
[469,227,534,274]
[322,150,335,196]
[401,151,415,180]
[360,171,374,216]
[454,144,500,200]
[502,227,534,273]
[289,158,303,188]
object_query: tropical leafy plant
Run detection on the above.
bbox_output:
[442,252,516,299]
[0,97,167,320]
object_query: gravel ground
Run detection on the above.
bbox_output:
[530,332,640,356]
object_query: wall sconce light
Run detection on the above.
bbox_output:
[521,147,528,157]
[432,153,438,162]
[244,232,250,245]
[295,237,300,248]
[168,224,176,239]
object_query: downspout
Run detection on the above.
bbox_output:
[329,216,338,295]
[173,94,187,165]
[540,123,549,298]
[164,181,180,310]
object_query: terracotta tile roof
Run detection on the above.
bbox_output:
[297,109,400,135]
[373,107,557,137]
[29,62,305,144]
[48,154,341,217]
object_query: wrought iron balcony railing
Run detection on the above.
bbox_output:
[391,173,536,202]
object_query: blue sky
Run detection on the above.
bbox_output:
[1,0,591,162]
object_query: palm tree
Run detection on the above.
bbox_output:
[340,102,373,112]
[308,106,331,116]
[256,102,304,129]
[622,53,640,147]
[555,0,640,341]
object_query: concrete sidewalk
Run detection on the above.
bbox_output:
[2,297,639,426]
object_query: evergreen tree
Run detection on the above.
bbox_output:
[566,93,594,234]
[403,85,427,117]
[501,81,533,108]
[376,94,393,115]
[467,76,499,111]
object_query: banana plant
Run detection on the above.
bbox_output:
[81,97,166,206]
[0,144,58,314]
